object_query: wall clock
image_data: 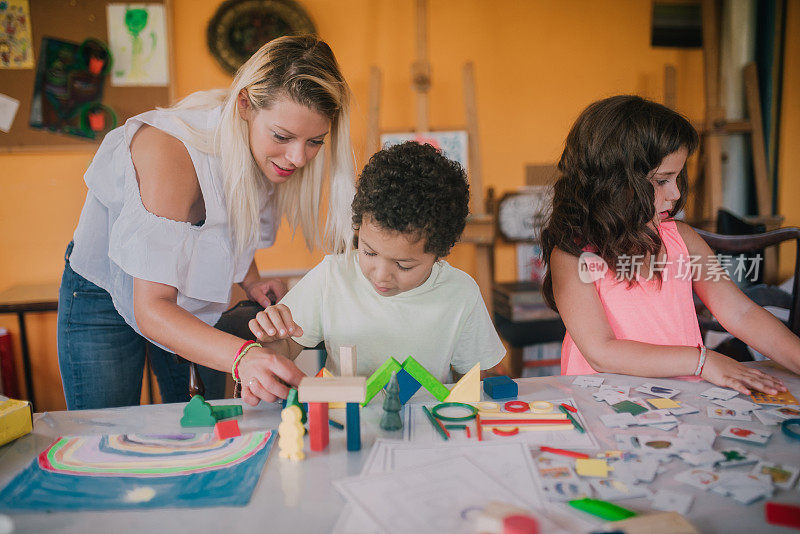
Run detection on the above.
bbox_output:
[207,0,316,75]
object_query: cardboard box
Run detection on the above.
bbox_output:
[0,395,33,447]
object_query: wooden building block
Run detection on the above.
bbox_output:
[0,397,32,447]
[211,405,243,420]
[316,368,345,408]
[298,376,366,403]
[401,356,449,401]
[340,345,357,377]
[346,402,361,451]
[395,368,422,404]
[213,419,240,440]
[308,402,329,452]
[608,512,699,534]
[483,376,518,399]
[766,502,800,529]
[363,357,402,406]
[445,363,480,403]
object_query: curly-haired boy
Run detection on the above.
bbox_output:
[248,141,504,383]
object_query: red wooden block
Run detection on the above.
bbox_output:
[765,502,800,529]
[213,419,240,439]
[309,402,329,451]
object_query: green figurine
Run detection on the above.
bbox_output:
[380,371,403,431]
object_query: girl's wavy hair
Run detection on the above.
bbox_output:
[541,95,699,311]
[168,35,355,255]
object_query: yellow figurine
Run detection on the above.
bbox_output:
[278,405,305,461]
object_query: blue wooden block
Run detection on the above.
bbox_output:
[483,376,518,399]
[345,402,361,451]
[391,368,422,404]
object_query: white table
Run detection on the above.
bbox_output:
[1,362,798,534]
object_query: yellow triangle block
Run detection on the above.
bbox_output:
[445,363,480,403]
[320,368,346,408]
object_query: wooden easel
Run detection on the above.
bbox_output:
[689,0,774,221]
[665,0,782,282]
[366,0,495,310]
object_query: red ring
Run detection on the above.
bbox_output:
[504,401,530,413]
[492,427,520,436]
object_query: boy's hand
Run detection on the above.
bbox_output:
[701,350,786,396]
[248,304,304,342]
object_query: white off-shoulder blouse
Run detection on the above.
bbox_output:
[69,105,278,341]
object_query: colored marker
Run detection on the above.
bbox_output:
[328,418,344,430]
[422,405,449,441]
[540,446,591,459]
[558,404,585,433]
[568,498,636,521]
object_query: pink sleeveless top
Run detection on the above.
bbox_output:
[560,220,702,375]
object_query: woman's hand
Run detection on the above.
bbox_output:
[249,304,303,342]
[237,346,305,405]
[701,350,787,395]
[242,278,288,308]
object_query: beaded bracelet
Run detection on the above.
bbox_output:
[694,344,707,376]
[231,340,262,383]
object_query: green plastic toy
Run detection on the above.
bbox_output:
[180,395,243,427]
[380,372,403,431]
[180,395,216,427]
[211,405,243,420]
[568,498,637,521]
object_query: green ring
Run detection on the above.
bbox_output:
[431,402,478,422]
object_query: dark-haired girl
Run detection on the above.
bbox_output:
[542,95,800,395]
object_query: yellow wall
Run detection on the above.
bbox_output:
[778,1,800,276]
[0,0,795,411]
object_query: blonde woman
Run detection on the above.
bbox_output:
[57,36,354,409]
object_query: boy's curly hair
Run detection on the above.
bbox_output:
[352,141,469,258]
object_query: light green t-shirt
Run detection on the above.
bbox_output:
[280,252,505,382]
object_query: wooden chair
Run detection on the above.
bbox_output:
[694,227,800,354]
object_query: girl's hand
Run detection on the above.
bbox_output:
[248,304,304,342]
[701,350,787,395]
[242,278,288,308]
[237,346,305,405]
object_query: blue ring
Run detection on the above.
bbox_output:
[781,418,800,441]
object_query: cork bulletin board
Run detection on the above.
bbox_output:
[0,0,174,151]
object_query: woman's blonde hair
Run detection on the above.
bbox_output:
[169,35,354,255]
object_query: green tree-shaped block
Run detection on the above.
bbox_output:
[180,395,216,427]
[380,372,403,431]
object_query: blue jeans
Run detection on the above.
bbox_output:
[57,242,226,409]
